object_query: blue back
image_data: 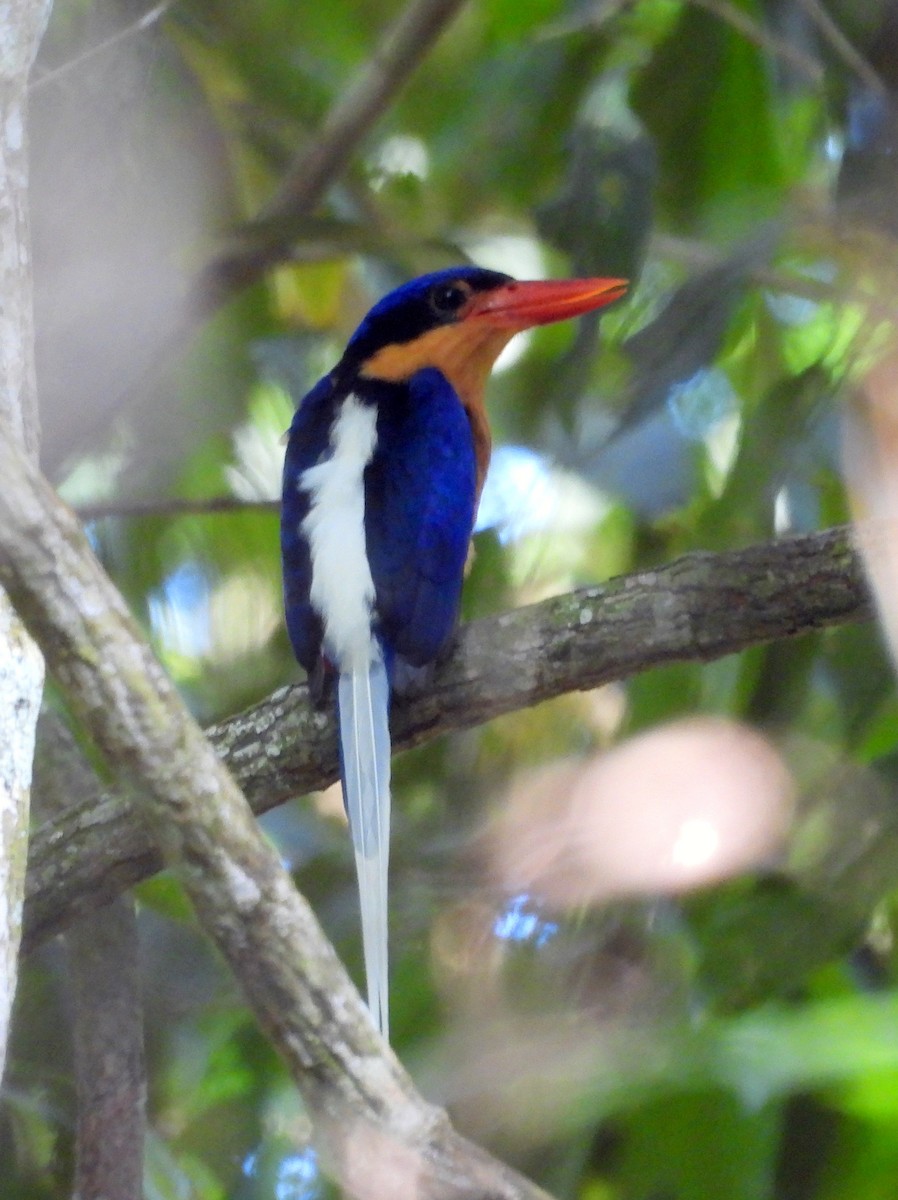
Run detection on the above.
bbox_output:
[365,368,476,667]
[280,367,476,678]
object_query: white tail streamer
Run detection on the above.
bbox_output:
[338,658,392,1038]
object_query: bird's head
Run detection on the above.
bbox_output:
[336,266,628,404]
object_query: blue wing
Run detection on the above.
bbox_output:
[281,365,475,1041]
[280,374,336,674]
[282,366,477,674]
[365,367,477,668]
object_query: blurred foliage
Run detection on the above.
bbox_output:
[9,0,898,1196]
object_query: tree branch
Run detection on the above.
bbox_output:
[794,0,887,97]
[77,494,278,522]
[68,900,146,1198]
[34,712,146,1200]
[23,524,870,953]
[0,420,553,1198]
[29,1,172,94]
[195,0,469,312]
[0,0,52,1085]
[688,0,823,83]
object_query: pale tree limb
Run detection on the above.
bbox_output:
[0,605,42,1081]
[0,427,553,1198]
[22,523,870,953]
[0,0,48,456]
[0,0,52,1084]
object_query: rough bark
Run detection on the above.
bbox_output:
[0,422,554,1199]
[68,899,145,1200]
[0,602,42,1079]
[35,712,146,1200]
[20,523,870,952]
[0,0,51,1083]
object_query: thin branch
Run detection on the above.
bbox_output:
[0,418,552,1198]
[537,0,638,43]
[541,0,823,82]
[688,0,823,84]
[28,2,173,93]
[794,0,887,98]
[77,494,277,522]
[652,230,898,328]
[195,0,469,311]
[23,524,871,953]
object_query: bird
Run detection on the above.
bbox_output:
[280,266,627,1038]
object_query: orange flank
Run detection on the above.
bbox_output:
[361,321,512,497]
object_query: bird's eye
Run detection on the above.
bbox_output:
[429,280,471,315]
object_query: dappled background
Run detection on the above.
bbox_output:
[8,0,898,1196]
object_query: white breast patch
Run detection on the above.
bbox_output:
[300,394,379,672]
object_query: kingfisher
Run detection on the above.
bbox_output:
[281,266,627,1038]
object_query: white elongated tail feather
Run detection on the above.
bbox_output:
[338,660,392,1039]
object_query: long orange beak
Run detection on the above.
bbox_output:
[463,276,628,330]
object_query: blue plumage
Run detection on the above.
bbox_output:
[280,265,627,1039]
[281,364,476,681]
[364,369,476,667]
[280,273,490,1041]
[281,269,502,685]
